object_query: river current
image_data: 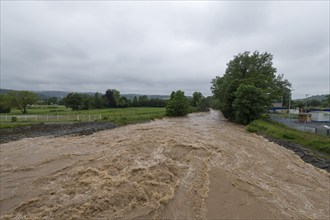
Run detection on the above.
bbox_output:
[1,110,329,219]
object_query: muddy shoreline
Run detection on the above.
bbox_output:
[0,122,116,144]
[263,135,330,172]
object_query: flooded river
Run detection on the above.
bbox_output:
[1,110,329,219]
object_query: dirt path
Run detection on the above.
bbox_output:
[1,110,329,219]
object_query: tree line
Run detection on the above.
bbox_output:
[61,89,169,110]
[291,97,329,109]
[0,88,211,115]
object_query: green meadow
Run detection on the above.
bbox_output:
[0,106,166,128]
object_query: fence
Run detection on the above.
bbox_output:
[269,113,330,136]
[0,114,103,123]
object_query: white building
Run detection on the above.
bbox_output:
[289,109,299,114]
[311,111,330,122]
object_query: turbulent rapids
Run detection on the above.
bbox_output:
[1,110,329,219]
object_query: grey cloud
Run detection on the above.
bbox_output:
[1,1,329,98]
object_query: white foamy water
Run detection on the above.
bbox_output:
[1,110,329,219]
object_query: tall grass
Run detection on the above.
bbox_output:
[247,119,330,154]
[0,107,166,128]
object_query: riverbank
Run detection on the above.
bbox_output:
[263,136,330,172]
[247,119,330,172]
[0,122,116,144]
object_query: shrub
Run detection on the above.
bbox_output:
[196,97,210,112]
[166,90,190,117]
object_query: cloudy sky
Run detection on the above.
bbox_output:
[1,1,329,98]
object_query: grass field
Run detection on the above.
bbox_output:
[247,119,330,154]
[0,106,166,128]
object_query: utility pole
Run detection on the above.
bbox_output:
[305,94,310,112]
[288,89,294,119]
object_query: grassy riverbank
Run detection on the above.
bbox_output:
[0,107,166,128]
[247,119,330,154]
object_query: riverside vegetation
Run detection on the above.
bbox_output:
[0,107,166,128]
[211,51,329,157]
[247,119,330,154]
[0,88,210,128]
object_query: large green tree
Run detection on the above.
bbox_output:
[233,84,268,124]
[0,94,11,113]
[191,91,203,107]
[104,89,120,108]
[166,90,190,116]
[62,93,84,111]
[211,51,291,124]
[4,91,38,114]
[196,97,210,112]
[92,92,106,109]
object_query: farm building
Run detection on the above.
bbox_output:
[298,113,312,122]
[289,109,299,114]
[311,111,330,122]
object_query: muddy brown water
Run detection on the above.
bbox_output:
[1,110,329,219]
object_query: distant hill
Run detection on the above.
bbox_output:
[0,89,70,99]
[0,89,15,94]
[34,91,71,99]
[122,94,170,100]
[294,94,329,102]
[0,89,170,100]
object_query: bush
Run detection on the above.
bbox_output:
[188,106,197,113]
[166,90,190,117]
[233,84,268,125]
[196,97,210,112]
[0,94,11,113]
[0,106,10,113]
[246,126,258,133]
[11,116,17,122]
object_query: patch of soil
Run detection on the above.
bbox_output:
[0,122,116,144]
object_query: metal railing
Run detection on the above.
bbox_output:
[0,114,103,123]
[269,113,330,136]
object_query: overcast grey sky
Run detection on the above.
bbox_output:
[1,1,329,98]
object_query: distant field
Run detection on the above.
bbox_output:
[0,106,166,128]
